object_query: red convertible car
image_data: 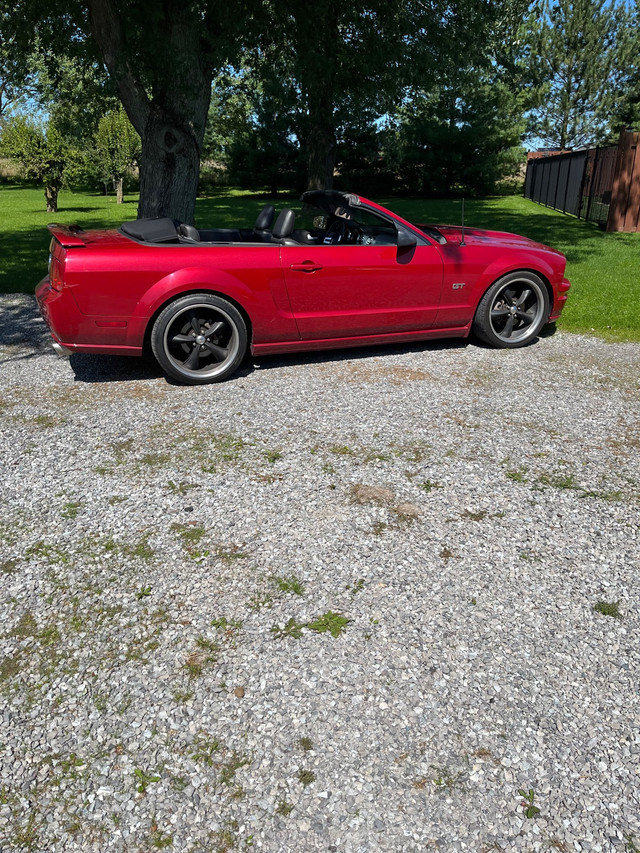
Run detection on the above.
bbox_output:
[36,191,570,385]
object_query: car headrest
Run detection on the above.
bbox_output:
[177,224,200,241]
[254,204,275,231]
[272,208,295,238]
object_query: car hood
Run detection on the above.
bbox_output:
[416,224,565,256]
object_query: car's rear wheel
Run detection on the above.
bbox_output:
[472,271,549,348]
[151,294,247,385]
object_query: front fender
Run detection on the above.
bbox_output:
[473,252,557,298]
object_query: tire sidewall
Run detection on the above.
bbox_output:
[151,294,248,385]
[473,271,550,349]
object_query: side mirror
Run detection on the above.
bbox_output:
[397,228,417,248]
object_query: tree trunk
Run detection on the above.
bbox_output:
[116,176,124,204]
[137,103,206,223]
[306,123,336,191]
[298,0,339,192]
[86,0,212,225]
[45,185,58,213]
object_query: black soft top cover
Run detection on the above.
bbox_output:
[121,217,178,243]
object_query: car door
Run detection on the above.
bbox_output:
[280,240,444,340]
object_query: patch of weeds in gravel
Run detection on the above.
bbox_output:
[346,578,365,595]
[271,617,305,638]
[297,769,316,787]
[536,470,580,491]
[273,610,350,640]
[263,448,282,463]
[171,521,206,552]
[148,826,174,849]
[297,736,314,751]
[60,499,83,519]
[1,609,62,695]
[209,819,253,853]
[214,543,249,564]
[248,570,301,612]
[211,616,243,637]
[624,833,640,853]
[184,636,220,677]
[518,787,541,818]
[392,439,431,463]
[329,443,356,457]
[137,451,172,470]
[272,573,305,596]
[218,751,251,787]
[440,545,457,561]
[123,606,171,664]
[25,540,70,565]
[190,731,221,766]
[276,800,295,816]
[420,479,443,492]
[133,767,161,794]
[30,413,65,429]
[505,466,529,483]
[166,479,197,495]
[593,600,622,619]
[1,558,17,574]
[351,483,395,505]
[413,764,465,793]
[120,533,155,562]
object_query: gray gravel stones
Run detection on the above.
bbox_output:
[1,293,639,852]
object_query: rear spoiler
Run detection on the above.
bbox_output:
[47,223,87,248]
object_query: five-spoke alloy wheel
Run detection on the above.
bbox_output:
[151,294,247,385]
[472,271,550,348]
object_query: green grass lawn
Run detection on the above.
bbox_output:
[1,184,638,341]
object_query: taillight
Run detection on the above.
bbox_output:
[48,239,65,292]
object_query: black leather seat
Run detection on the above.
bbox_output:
[253,204,275,241]
[271,209,297,244]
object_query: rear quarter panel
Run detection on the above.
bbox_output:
[65,240,299,346]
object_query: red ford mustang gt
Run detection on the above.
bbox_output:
[36,191,571,385]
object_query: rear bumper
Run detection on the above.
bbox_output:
[35,277,143,357]
[51,341,73,357]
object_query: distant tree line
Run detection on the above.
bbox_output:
[0,0,638,217]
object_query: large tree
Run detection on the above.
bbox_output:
[2,0,247,223]
[0,115,79,210]
[526,0,625,149]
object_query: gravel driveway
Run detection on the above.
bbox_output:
[1,294,639,852]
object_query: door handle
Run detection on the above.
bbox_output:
[289,262,322,272]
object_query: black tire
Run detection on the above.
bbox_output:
[472,271,550,348]
[151,294,248,385]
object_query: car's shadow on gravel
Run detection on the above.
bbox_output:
[0,295,52,363]
[248,337,470,375]
[68,339,471,385]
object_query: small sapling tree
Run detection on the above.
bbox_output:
[94,107,141,203]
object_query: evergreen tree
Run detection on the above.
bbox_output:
[608,0,640,133]
[527,0,624,149]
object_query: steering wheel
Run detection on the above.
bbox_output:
[325,220,347,244]
[325,220,365,245]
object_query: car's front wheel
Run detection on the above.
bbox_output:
[151,294,247,385]
[472,271,550,348]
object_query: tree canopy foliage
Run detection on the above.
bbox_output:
[1,0,636,214]
[526,0,629,149]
